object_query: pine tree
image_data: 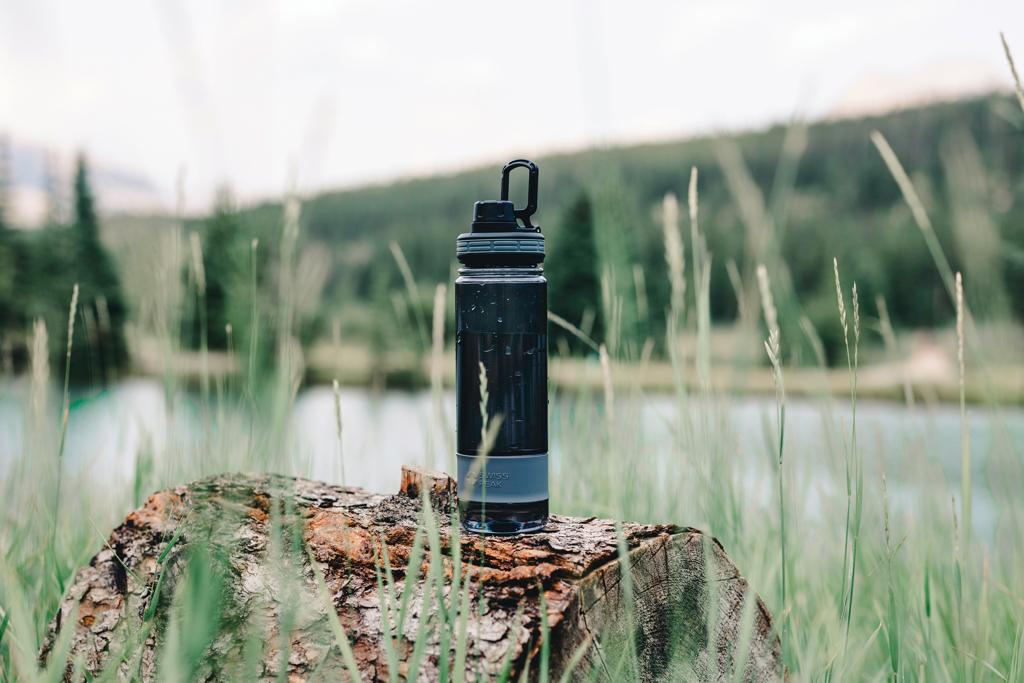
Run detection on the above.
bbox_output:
[74,156,100,245]
[70,154,129,381]
[0,231,12,332]
[0,137,11,332]
[546,193,602,354]
[190,186,246,350]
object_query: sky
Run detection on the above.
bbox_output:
[1,0,1022,213]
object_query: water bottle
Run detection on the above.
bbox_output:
[456,159,548,534]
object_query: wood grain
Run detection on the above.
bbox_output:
[41,467,781,681]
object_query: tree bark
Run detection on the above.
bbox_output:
[41,466,781,681]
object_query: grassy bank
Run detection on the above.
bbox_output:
[3,52,1024,681]
[2,259,1022,680]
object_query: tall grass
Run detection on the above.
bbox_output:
[1002,32,1024,112]
[3,86,1024,682]
[188,231,209,404]
[831,259,864,677]
[2,251,1021,682]
[332,378,345,486]
[50,284,79,595]
[661,191,685,322]
[757,264,787,657]
[957,272,971,551]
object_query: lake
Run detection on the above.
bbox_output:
[1,378,1021,536]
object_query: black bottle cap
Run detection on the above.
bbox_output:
[457,159,544,267]
[471,200,518,232]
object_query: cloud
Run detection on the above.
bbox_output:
[1,0,1021,213]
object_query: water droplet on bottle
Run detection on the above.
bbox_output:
[497,316,503,323]
[505,345,512,355]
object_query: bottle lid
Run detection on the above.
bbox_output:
[457,159,544,266]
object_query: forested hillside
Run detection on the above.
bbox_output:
[230,93,1023,362]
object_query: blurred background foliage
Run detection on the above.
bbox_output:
[0,155,128,382]
[236,94,1024,363]
[1,93,1022,381]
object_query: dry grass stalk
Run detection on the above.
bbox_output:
[547,311,599,353]
[189,231,206,296]
[870,130,957,301]
[757,265,780,364]
[1001,32,1024,112]
[661,192,686,318]
[875,295,914,407]
[30,319,49,423]
[833,257,848,343]
[332,378,345,486]
[956,272,971,547]
[389,240,428,348]
[599,343,614,424]
[756,263,787,654]
[62,284,79,428]
[431,284,446,391]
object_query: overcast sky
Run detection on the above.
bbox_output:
[1,0,1022,212]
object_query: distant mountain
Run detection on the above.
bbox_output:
[827,57,1009,119]
[0,137,163,227]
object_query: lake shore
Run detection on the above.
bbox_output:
[123,339,1024,405]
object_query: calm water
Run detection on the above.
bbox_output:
[1,379,1021,533]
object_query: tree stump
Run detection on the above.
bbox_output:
[41,467,781,681]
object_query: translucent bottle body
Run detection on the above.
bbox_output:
[455,267,548,534]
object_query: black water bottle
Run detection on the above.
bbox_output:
[456,160,548,535]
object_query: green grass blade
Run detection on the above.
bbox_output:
[397,528,425,635]
[556,634,594,683]
[495,605,525,683]
[538,585,550,683]
[372,546,400,683]
[452,579,472,683]
[306,548,362,683]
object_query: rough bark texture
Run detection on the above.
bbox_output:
[41,467,781,681]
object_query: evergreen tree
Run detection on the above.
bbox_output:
[0,211,13,334]
[74,156,100,244]
[0,136,13,334]
[189,187,247,350]
[546,193,602,354]
[0,172,8,327]
[70,154,129,381]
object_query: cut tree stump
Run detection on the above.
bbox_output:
[41,466,781,681]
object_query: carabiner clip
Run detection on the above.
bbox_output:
[500,159,539,231]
